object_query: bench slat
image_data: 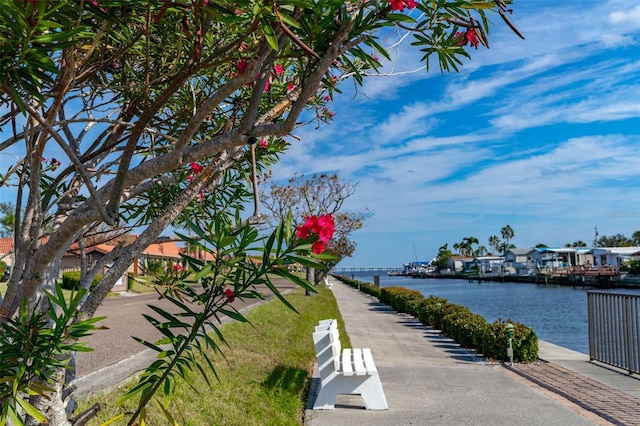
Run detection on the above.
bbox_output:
[342,348,354,376]
[362,348,378,375]
[352,348,367,375]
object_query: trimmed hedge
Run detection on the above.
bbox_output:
[333,276,538,363]
[334,274,381,299]
[61,271,103,291]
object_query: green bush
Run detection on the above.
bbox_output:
[334,275,381,298]
[0,260,7,277]
[61,271,103,291]
[441,309,489,349]
[380,286,424,315]
[331,277,539,363]
[481,319,538,362]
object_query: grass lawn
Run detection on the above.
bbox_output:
[78,285,347,425]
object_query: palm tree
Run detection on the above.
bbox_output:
[500,225,514,253]
[462,236,478,256]
[632,230,640,246]
[475,245,488,256]
[453,242,461,255]
[488,235,500,254]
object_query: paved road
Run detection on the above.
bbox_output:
[76,279,298,378]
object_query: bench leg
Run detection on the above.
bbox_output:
[313,375,388,410]
[359,375,388,410]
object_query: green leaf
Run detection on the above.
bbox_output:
[15,396,47,423]
[217,307,248,323]
[260,17,279,51]
[153,397,179,426]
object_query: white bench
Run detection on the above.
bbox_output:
[323,277,333,289]
[312,319,388,410]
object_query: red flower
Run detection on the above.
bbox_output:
[389,0,417,11]
[50,158,61,171]
[466,28,479,48]
[224,288,236,302]
[456,29,480,49]
[258,139,268,149]
[173,264,184,272]
[295,214,335,254]
[287,83,295,92]
[190,162,203,174]
[312,241,325,255]
[274,64,284,76]
[236,59,248,74]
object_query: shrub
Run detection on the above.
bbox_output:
[481,319,538,362]
[441,309,489,349]
[334,275,381,298]
[61,271,103,291]
[332,277,538,363]
[416,295,448,326]
[380,286,424,315]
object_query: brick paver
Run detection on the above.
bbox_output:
[509,361,640,425]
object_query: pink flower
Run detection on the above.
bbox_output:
[323,95,331,102]
[190,162,203,174]
[173,264,184,272]
[50,158,60,171]
[258,139,268,149]
[224,288,236,302]
[372,54,379,62]
[389,0,417,11]
[236,59,248,74]
[312,241,325,255]
[466,28,479,48]
[295,214,335,254]
[456,29,480,49]
[274,64,284,76]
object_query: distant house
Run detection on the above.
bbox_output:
[592,247,640,267]
[447,255,475,273]
[1,236,199,291]
[505,248,540,267]
[0,238,12,268]
[469,256,504,275]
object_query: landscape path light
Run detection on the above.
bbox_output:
[506,322,515,366]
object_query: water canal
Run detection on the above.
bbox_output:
[339,271,640,355]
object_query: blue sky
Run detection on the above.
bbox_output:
[1,1,638,269]
[273,0,640,267]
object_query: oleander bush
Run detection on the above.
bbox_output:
[333,276,538,362]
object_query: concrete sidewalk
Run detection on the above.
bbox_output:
[305,278,640,426]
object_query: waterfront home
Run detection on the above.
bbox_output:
[446,255,475,273]
[592,247,640,267]
[468,256,504,275]
[505,248,541,271]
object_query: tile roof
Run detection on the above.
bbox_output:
[142,241,182,259]
[0,236,216,261]
[0,238,12,254]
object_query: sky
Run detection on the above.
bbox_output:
[1,1,638,269]
[273,0,640,267]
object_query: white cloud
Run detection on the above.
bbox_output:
[609,5,640,26]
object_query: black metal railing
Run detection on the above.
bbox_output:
[588,291,640,374]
